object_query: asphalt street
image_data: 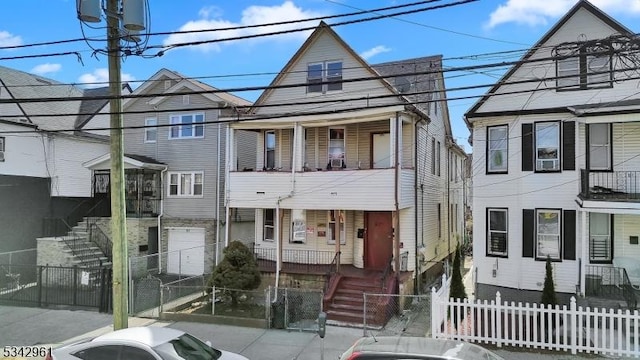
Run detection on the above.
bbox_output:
[0,305,609,360]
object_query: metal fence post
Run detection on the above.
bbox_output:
[37,265,43,307]
[363,293,368,337]
[284,288,289,329]
[129,257,134,315]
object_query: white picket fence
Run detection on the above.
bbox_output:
[431,282,640,358]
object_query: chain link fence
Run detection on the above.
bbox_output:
[0,248,37,266]
[363,293,431,338]
[270,287,323,331]
[128,243,218,315]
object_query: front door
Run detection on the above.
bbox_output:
[93,172,111,216]
[364,211,393,270]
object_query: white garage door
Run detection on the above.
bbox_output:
[167,228,205,276]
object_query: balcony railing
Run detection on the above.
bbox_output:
[252,245,337,274]
[585,265,637,309]
[580,169,640,202]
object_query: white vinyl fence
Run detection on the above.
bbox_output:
[431,283,640,358]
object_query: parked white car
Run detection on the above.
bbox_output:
[47,327,248,360]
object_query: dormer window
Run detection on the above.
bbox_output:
[307,61,342,93]
[555,44,612,90]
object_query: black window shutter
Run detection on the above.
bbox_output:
[522,209,534,258]
[563,121,575,171]
[563,209,576,260]
[522,123,533,171]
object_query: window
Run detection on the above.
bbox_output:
[487,208,508,256]
[120,346,156,360]
[168,172,203,197]
[437,203,442,239]
[264,209,274,242]
[307,61,343,93]
[436,141,441,176]
[589,123,611,170]
[556,44,612,90]
[431,138,436,175]
[144,118,157,143]
[327,210,345,245]
[169,113,204,139]
[264,130,276,170]
[487,125,508,173]
[73,345,120,360]
[328,128,345,168]
[0,136,4,162]
[589,213,612,263]
[536,209,561,260]
[535,122,560,171]
[290,209,306,244]
[154,333,222,360]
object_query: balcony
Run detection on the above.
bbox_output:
[228,168,415,210]
[580,169,640,202]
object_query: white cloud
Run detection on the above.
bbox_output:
[31,63,61,75]
[0,31,22,48]
[485,0,640,29]
[163,1,326,53]
[78,68,135,88]
[359,45,391,60]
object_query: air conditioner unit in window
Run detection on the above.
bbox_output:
[540,159,557,170]
[330,158,343,168]
[0,152,5,162]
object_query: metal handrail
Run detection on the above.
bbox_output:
[585,264,637,309]
[323,251,341,294]
[380,254,394,289]
[58,218,102,267]
[89,222,113,262]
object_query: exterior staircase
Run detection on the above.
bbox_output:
[324,272,396,326]
[61,219,112,268]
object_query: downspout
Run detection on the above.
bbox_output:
[274,124,298,300]
[447,139,451,258]
[413,119,422,294]
[157,166,168,275]
[215,105,225,265]
[394,113,401,281]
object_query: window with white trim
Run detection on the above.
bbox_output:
[535,122,560,171]
[169,113,204,139]
[589,123,611,170]
[168,172,203,197]
[307,61,343,93]
[556,44,612,90]
[327,210,345,245]
[265,130,276,170]
[487,208,507,256]
[536,209,561,260]
[328,128,345,168]
[144,118,157,143]
[487,125,508,173]
[264,209,275,242]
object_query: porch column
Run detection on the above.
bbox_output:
[580,209,588,295]
[227,126,237,172]
[293,123,304,172]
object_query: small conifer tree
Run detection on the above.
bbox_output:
[540,256,557,306]
[448,245,467,328]
[207,241,261,308]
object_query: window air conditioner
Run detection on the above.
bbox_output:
[540,159,557,170]
[0,152,5,162]
[330,158,343,168]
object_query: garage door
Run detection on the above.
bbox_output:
[167,228,205,276]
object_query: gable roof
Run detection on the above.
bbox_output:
[249,21,411,114]
[124,68,250,109]
[0,66,112,132]
[463,0,633,125]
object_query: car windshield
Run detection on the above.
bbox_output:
[153,334,222,360]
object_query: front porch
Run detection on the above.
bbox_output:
[83,154,167,218]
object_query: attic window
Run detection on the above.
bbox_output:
[164,80,172,90]
[307,61,342,93]
[555,43,612,90]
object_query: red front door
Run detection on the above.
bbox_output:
[364,211,393,270]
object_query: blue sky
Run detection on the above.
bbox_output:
[2,0,640,152]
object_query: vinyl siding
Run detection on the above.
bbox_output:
[50,135,109,197]
[254,32,398,116]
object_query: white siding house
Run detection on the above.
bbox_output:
[225,21,467,306]
[466,0,640,307]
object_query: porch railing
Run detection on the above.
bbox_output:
[580,169,640,201]
[252,245,336,273]
[88,222,112,263]
[585,265,637,309]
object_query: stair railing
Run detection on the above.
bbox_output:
[380,254,394,289]
[57,218,97,267]
[88,222,113,263]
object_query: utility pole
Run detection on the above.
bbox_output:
[106,0,128,330]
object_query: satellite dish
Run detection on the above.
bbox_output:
[394,76,412,93]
